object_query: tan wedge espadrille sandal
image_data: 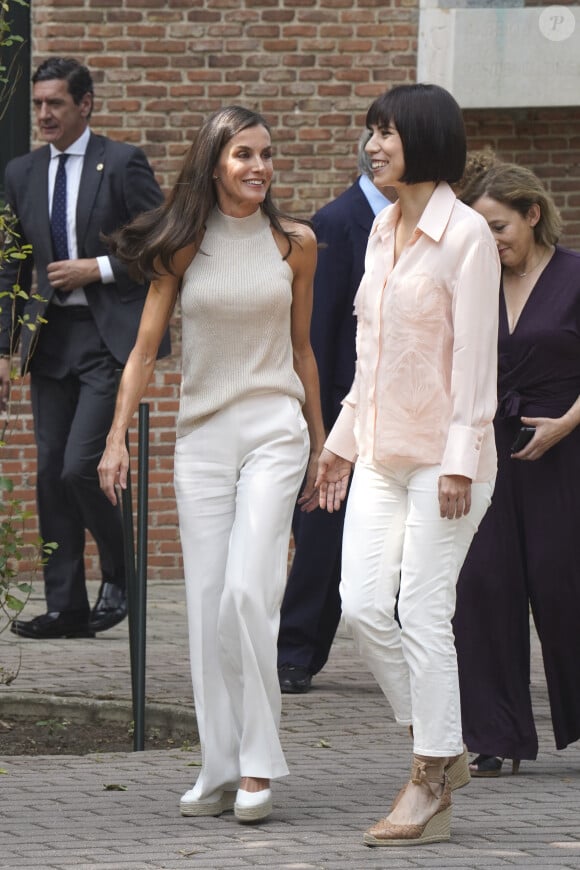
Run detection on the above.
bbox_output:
[364,755,452,847]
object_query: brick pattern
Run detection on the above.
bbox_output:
[465,109,580,244]
[5,0,579,578]
[32,0,419,211]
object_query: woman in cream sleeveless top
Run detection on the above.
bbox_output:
[98,106,325,824]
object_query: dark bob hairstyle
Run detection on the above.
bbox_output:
[366,83,466,185]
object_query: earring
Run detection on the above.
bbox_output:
[213,176,219,180]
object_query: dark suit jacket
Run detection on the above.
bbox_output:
[0,132,169,371]
[311,180,377,430]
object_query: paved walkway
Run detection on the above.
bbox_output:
[1,580,579,870]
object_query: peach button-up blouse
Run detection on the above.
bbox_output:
[325,182,501,482]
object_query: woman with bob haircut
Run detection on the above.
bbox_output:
[98,105,325,823]
[454,162,580,776]
[316,83,501,846]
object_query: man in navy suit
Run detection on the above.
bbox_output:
[0,58,169,639]
[277,134,391,692]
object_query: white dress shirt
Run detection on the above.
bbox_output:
[49,126,114,306]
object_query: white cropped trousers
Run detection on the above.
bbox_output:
[174,393,309,800]
[340,461,493,757]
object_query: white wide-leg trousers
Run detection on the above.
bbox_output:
[174,394,309,800]
[340,462,493,757]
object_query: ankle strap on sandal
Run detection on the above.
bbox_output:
[411,755,446,793]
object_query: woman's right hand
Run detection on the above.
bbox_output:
[98,437,130,506]
[316,447,352,513]
[96,270,183,507]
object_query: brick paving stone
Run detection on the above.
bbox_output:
[1,580,580,869]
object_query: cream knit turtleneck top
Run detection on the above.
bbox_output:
[176,206,305,437]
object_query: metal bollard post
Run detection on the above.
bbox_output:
[120,402,149,752]
[134,402,149,750]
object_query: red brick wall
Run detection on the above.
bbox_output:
[6,0,580,580]
[464,108,580,244]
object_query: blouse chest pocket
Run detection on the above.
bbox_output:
[387,273,450,330]
[378,274,450,367]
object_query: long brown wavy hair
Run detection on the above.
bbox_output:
[108,105,307,280]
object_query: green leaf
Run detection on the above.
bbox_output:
[4,594,25,612]
[103,783,128,791]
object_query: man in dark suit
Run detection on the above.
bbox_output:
[277,134,391,692]
[0,57,169,639]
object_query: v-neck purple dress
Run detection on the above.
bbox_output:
[454,246,580,760]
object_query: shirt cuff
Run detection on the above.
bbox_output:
[440,424,484,480]
[324,403,358,462]
[97,256,115,284]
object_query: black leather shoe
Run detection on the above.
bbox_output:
[10,611,95,639]
[278,664,312,694]
[89,582,127,632]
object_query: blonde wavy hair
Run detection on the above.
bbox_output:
[454,146,498,195]
[459,160,562,247]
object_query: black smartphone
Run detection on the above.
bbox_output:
[510,425,536,453]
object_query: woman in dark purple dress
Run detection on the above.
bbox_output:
[454,163,580,775]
